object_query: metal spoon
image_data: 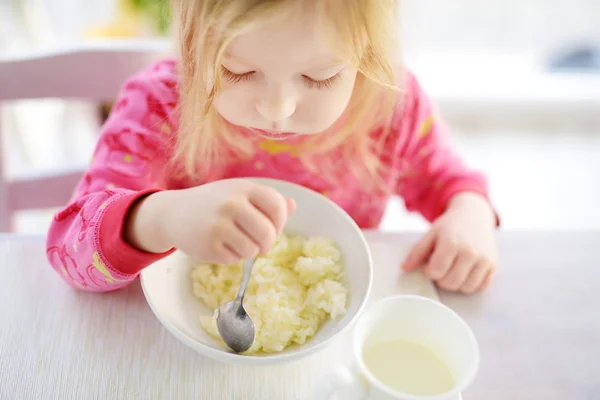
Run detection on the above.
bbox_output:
[215,257,256,353]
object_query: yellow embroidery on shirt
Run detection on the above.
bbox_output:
[418,115,434,137]
[73,244,78,253]
[92,252,120,283]
[258,140,298,156]
[61,267,68,275]
[123,154,133,163]
[161,122,171,134]
[100,202,108,209]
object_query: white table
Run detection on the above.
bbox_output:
[1,232,599,399]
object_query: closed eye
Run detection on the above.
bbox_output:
[302,73,341,89]
[221,66,255,83]
[221,65,341,89]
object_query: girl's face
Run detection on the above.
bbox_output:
[213,7,358,140]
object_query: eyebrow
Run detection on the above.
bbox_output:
[223,54,344,71]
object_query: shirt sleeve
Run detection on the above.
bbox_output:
[393,72,499,224]
[46,59,179,292]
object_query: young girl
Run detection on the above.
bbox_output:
[47,0,498,295]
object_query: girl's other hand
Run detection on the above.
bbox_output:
[402,193,497,294]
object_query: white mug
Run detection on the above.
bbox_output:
[314,295,479,400]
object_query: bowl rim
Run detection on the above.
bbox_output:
[140,177,373,365]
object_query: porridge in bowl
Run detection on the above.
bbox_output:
[190,233,348,354]
[140,177,372,365]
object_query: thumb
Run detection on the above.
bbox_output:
[402,229,436,272]
[286,197,297,215]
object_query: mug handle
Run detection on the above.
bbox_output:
[314,365,369,400]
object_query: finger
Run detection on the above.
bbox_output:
[436,253,477,292]
[206,228,241,265]
[424,239,457,280]
[219,221,261,260]
[205,238,242,265]
[286,197,297,215]
[219,243,243,265]
[230,202,277,254]
[402,229,436,272]
[480,269,495,291]
[460,262,490,294]
[247,186,288,234]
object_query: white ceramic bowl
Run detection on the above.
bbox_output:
[140,178,373,365]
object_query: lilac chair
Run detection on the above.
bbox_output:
[0,39,170,231]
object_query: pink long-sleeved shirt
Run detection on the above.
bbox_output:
[46,59,492,292]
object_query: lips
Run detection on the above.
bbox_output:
[249,128,299,140]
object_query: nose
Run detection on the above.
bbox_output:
[256,96,296,123]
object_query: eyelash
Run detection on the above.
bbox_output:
[221,67,254,83]
[302,74,341,89]
[221,66,340,89]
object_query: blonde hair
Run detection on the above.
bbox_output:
[172,0,401,187]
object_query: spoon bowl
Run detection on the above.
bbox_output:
[215,257,256,353]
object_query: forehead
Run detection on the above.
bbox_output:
[224,6,341,70]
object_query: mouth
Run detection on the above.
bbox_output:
[249,128,300,140]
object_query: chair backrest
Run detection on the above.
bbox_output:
[0,39,174,231]
[0,38,173,102]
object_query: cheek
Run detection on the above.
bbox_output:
[214,87,255,125]
[301,77,356,132]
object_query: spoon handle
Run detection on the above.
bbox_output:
[236,257,255,300]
